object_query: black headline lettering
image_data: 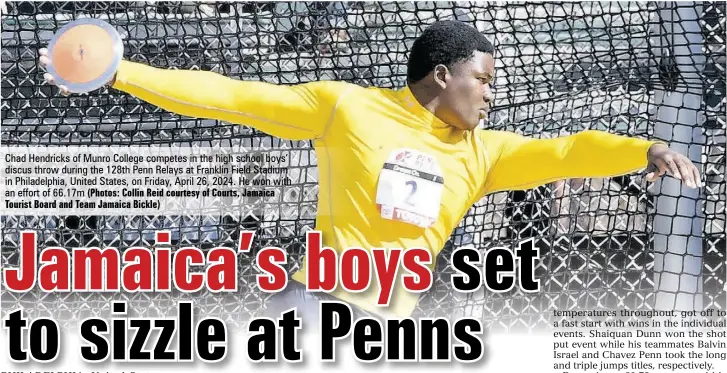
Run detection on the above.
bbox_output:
[354,318,383,362]
[77,301,227,362]
[451,239,540,293]
[3,309,60,362]
[388,318,417,361]
[247,309,302,362]
[197,319,227,362]
[154,319,177,360]
[3,302,487,365]
[320,302,484,362]
[129,319,151,360]
[80,318,109,361]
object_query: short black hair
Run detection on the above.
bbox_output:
[406,20,494,84]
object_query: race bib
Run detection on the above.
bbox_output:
[375,148,444,228]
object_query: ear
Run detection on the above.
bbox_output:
[432,64,449,89]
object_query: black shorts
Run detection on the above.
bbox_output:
[262,280,382,327]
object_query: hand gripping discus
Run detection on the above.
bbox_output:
[46,18,123,93]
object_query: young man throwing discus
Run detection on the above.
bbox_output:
[39,20,701,323]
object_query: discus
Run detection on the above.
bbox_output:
[46,18,123,93]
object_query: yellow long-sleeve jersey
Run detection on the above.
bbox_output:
[112,61,657,317]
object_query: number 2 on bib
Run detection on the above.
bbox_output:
[405,180,418,205]
[375,149,444,228]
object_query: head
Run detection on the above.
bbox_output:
[407,20,495,130]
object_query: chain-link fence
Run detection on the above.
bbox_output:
[2,1,725,332]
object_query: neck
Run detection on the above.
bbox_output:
[408,82,440,115]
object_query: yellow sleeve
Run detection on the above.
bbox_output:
[479,130,658,195]
[111,60,354,140]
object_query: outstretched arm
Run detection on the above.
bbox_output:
[479,130,701,195]
[40,52,353,141]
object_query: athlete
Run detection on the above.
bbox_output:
[39,20,701,321]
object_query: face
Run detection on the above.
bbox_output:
[433,51,495,130]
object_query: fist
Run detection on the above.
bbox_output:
[645,143,702,189]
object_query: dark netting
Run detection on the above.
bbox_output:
[2,1,725,332]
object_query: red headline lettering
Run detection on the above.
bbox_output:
[2,231,434,304]
[304,232,432,305]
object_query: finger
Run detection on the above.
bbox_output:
[692,164,702,188]
[39,55,51,67]
[39,48,48,56]
[646,171,666,182]
[657,159,668,176]
[645,165,656,181]
[58,85,70,96]
[646,159,667,182]
[685,159,699,189]
[662,155,681,180]
[645,164,659,182]
[43,73,55,85]
[645,161,659,173]
[674,157,694,188]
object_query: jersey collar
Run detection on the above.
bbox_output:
[397,86,451,130]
